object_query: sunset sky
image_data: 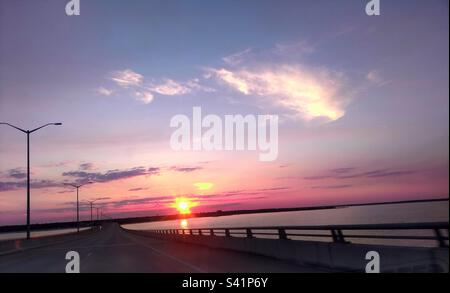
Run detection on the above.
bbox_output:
[0,0,448,225]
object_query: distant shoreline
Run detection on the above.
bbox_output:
[1,197,448,233]
[118,197,450,225]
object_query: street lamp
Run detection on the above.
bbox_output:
[0,122,62,240]
[84,199,98,225]
[64,182,92,233]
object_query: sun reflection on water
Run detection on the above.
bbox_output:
[180,219,188,228]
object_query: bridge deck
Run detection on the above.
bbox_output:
[0,223,326,273]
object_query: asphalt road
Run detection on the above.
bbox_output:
[0,223,321,273]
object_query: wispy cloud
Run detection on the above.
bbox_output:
[62,166,160,184]
[149,79,191,96]
[210,65,350,121]
[330,167,355,174]
[128,187,149,192]
[170,166,202,173]
[0,180,60,192]
[274,40,315,56]
[134,91,154,104]
[194,182,214,190]
[222,41,314,66]
[304,168,415,180]
[96,87,114,96]
[366,70,390,86]
[341,169,415,179]
[57,165,201,189]
[104,40,363,116]
[311,184,352,189]
[111,69,143,88]
[6,168,27,179]
[223,48,253,66]
[79,163,96,171]
[105,69,214,105]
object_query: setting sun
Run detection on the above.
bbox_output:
[173,197,195,214]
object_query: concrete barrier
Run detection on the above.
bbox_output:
[0,228,95,256]
[125,229,449,273]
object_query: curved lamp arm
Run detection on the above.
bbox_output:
[30,123,62,133]
[0,122,27,133]
[1,122,62,134]
[64,182,93,189]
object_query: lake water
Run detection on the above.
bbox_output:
[123,201,449,247]
[0,227,91,242]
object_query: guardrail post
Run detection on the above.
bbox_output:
[225,229,231,237]
[337,229,346,243]
[181,229,185,235]
[278,228,288,240]
[246,228,253,238]
[189,229,193,235]
[331,229,347,243]
[331,229,337,242]
[434,228,448,247]
[210,229,215,236]
[198,229,203,236]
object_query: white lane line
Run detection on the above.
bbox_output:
[123,232,206,273]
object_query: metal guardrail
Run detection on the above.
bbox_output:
[147,222,449,248]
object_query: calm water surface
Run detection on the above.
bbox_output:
[123,201,449,247]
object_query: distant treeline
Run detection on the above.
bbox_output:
[1,197,448,233]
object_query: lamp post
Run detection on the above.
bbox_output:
[0,122,62,240]
[64,182,92,233]
[85,200,98,225]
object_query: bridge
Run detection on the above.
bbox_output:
[0,223,323,273]
[0,222,448,273]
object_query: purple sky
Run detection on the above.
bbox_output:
[0,0,448,225]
